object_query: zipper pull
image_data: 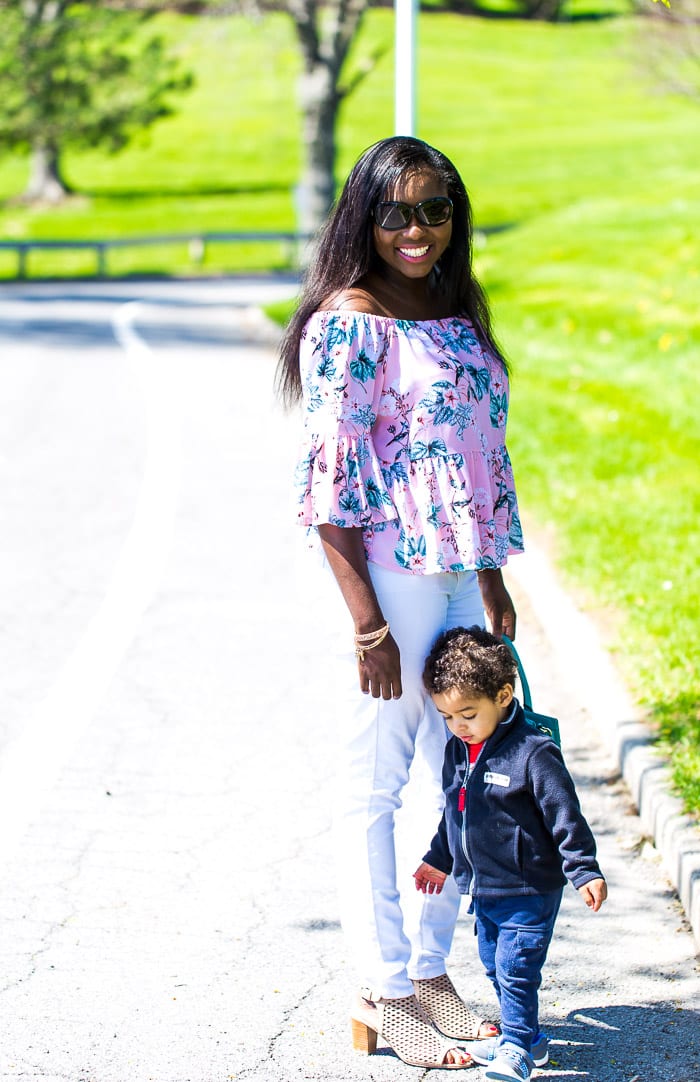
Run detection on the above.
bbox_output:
[458,787,466,812]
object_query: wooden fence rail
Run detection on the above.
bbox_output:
[0,231,311,279]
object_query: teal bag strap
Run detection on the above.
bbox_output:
[501,634,532,711]
[501,634,562,747]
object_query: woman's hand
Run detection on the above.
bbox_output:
[413,862,448,894]
[477,568,516,639]
[317,523,404,699]
[358,632,402,700]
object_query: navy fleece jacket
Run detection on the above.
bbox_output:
[423,702,604,897]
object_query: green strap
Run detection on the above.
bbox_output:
[501,634,533,712]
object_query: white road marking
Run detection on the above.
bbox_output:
[0,301,183,864]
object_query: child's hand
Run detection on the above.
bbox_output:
[578,877,607,912]
[414,862,448,894]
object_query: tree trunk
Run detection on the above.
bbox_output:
[297,61,338,242]
[522,0,564,19]
[23,144,71,203]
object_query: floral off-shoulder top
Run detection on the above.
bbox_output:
[295,310,524,575]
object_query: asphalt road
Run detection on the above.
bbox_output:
[0,279,697,1082]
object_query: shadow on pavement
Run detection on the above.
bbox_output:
[545,1003,697,1079]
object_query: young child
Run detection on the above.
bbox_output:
[414,626,607,1082]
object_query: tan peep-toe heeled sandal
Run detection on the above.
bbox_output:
[350,989,474,1069]
[413,973,499,1041]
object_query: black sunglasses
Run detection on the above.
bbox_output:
[373,196,453,231]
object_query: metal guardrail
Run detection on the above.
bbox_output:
[0,231,311,278]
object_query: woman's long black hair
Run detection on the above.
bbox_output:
[276,136,505,407]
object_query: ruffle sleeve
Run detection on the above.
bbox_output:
[295,312,398,528]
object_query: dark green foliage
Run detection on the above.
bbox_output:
[0,1,193,158]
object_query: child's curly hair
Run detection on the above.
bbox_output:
[423,626,517,701]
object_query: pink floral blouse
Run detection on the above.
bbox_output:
[295,310,523,575]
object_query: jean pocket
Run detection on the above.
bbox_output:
[506,927,551,980]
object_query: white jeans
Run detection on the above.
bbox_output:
[324,561,485,999]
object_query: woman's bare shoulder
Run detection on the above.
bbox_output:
[318,287,389,317]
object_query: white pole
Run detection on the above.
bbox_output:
[394,0,417,136]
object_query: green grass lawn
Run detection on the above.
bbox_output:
[1,8,697,810]
[483,200,699,811]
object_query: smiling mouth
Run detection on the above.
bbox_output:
[398,245,430,260]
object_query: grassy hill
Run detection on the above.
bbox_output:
[0,7,697,809]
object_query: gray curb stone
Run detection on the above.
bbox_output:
[508,535,700,953]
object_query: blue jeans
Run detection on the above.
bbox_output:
[473,890,563,1054]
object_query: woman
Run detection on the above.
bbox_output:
[277,136,523,1069]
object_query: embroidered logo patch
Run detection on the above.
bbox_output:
[483,771,510,787]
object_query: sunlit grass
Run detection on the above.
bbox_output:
[1,11,698,252]
[478,194,699,807]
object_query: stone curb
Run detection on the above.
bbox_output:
[508,537,700,953]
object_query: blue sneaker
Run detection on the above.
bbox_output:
[470,1032,549,1067]
[484,1041,535,1081]
[531,1032,549,1066]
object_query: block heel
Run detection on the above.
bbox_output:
[351,1016,377,1053]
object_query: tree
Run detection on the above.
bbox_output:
[286,0,380,238]
[0,1,194,203]
[639,0,700,100]
[227,0,383,237]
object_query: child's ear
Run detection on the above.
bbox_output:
[496,684,514,708]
